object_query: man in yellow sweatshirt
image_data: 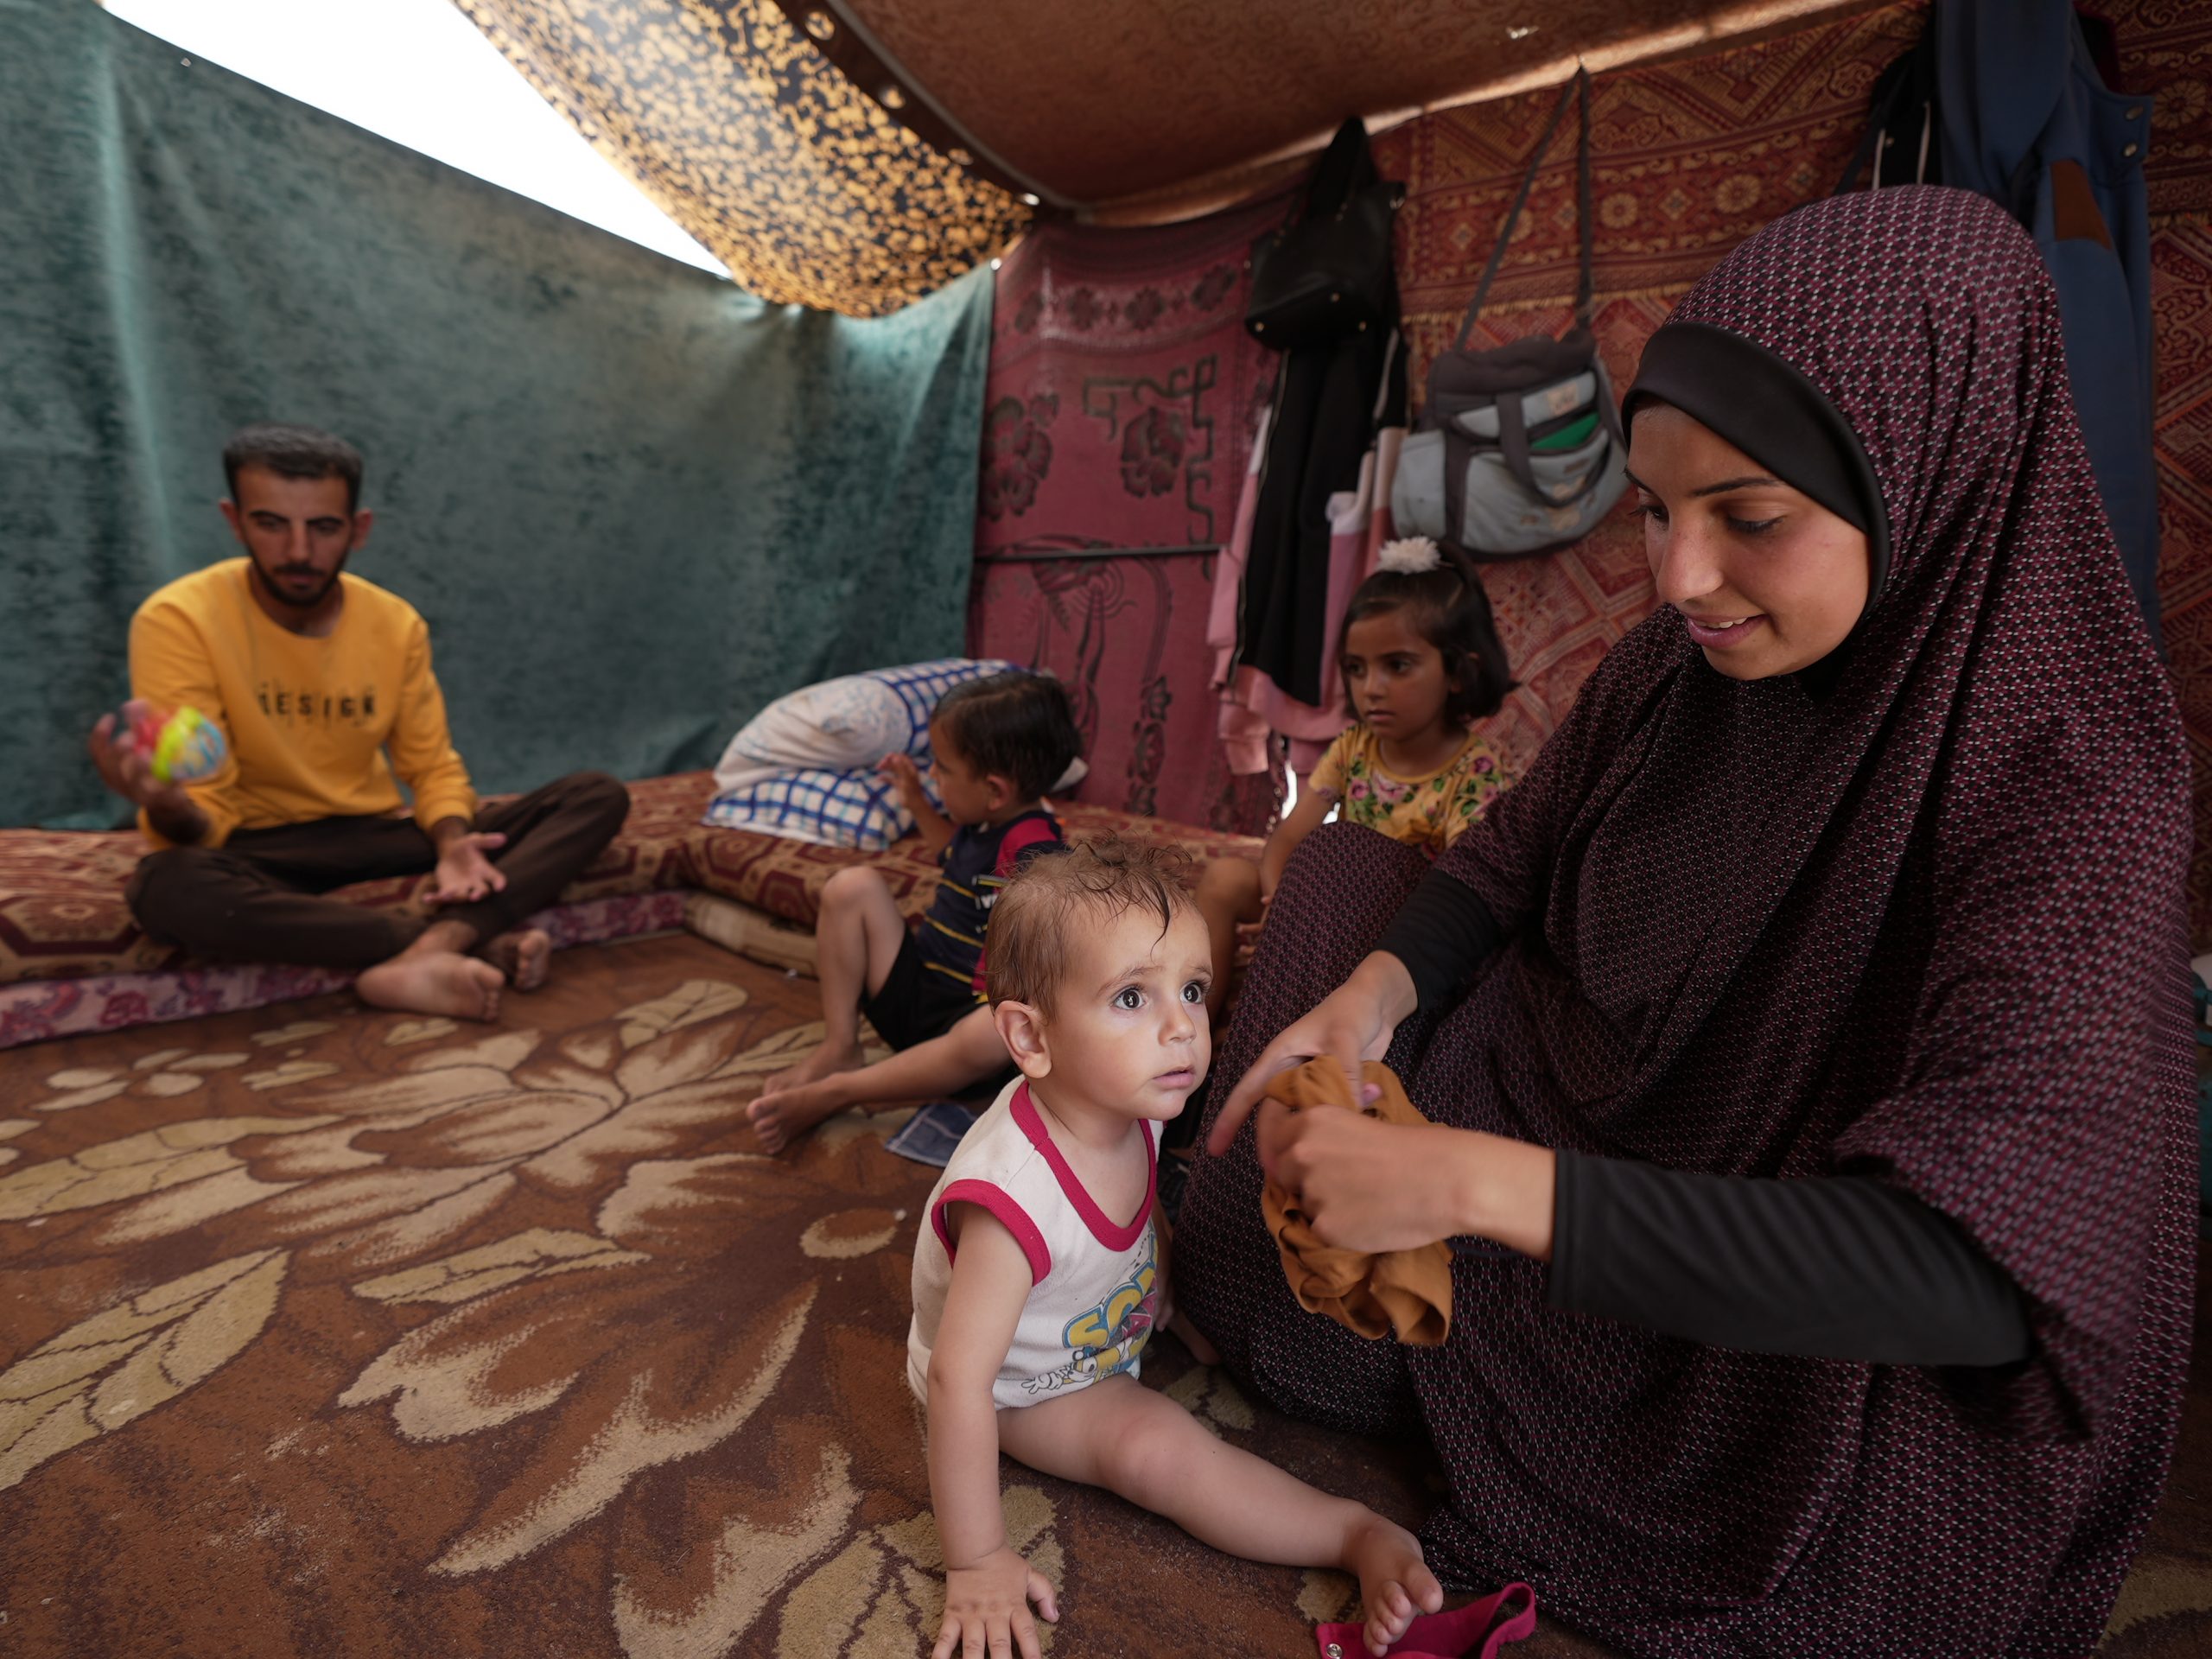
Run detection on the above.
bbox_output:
[85,424,629,1021]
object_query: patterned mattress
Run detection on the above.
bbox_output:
[0,773,1262,1044]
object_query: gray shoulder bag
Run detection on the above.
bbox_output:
[1391,68,1628,561]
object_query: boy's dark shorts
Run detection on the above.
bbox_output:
[861,931,984,1052]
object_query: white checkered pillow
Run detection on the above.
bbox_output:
[711,658,1020,794]
[702,764,948,851]
[705,658,1092,849]
[865,658,1024,750]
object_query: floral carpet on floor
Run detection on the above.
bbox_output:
[0,932,2205,1656]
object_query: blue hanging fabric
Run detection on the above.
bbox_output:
[1935,0,2160,635]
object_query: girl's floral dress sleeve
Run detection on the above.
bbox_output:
[1307,728,1357,802]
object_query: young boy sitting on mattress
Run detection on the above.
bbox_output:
[909,838,1440,1659]
[747,671,1080,1153]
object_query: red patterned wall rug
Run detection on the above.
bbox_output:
[968,197,1289,835]
[1373,1,2209,341]
[2154,216,2212,939]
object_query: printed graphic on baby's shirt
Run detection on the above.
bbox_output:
[1022,1233,1157,1396]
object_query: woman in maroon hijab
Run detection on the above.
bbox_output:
[1176,184,2193,1656]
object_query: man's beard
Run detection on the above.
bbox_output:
[253,551,347,611]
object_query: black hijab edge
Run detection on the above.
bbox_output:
[1624,321,1893,625]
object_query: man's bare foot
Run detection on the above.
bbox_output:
[1343,1512,1444,1656]
[760,1039,868,1098]
[483,927,552,990]
[746,1073,857,1154]
[357,949,505,1022]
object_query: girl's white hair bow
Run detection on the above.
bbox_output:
[1376,536,1443,575]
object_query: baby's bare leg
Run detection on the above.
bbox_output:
[997,1376,1440,1651]
[753,868,906,1132]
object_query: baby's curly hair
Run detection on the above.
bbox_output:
[984,836,1198,1014]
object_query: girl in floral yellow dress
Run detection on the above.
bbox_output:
[1195,537,1516,1015]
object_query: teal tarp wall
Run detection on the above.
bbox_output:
[2,0,992,827]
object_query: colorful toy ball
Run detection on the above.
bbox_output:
[130,705,227,785]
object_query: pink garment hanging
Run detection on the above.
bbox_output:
[1209,346,1406,779]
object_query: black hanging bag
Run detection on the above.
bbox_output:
[1834,31,1942,194]
[1243,118,1404,350]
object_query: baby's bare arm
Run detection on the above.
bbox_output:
[926,1206,1058,1659]
[926,1210,1029,1566]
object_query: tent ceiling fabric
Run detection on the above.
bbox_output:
[454,0,1030,315]
[454,0,1878,312]
[838,0,1883,207]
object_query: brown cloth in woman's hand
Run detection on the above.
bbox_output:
[1259,1058,1452,1345]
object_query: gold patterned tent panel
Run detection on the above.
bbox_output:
[454,0,1031,316]
[453,0,1892,312]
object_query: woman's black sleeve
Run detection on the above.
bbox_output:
[1377,869,2027,1366]
[1548,1152,2031,1366]
[1376,867,1503,1008]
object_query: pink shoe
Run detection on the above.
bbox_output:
[1313,1581,1535,1659]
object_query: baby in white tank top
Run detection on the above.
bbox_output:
[910,838,1440,1659]
[907,1076,1161,1409]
